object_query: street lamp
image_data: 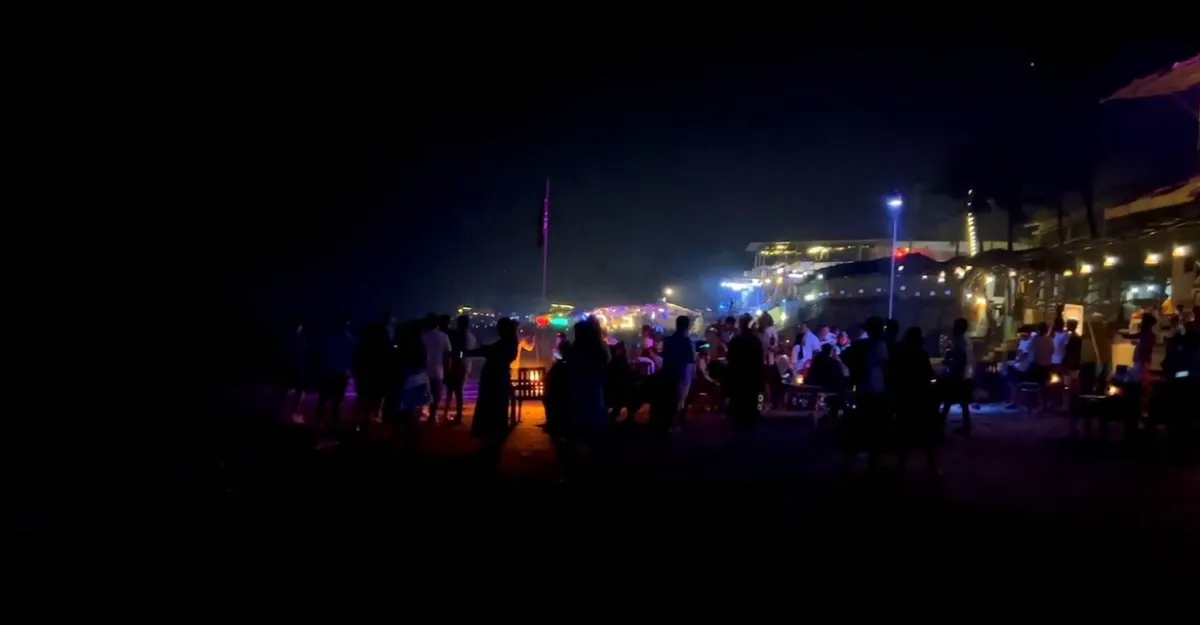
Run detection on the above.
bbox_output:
[663,287,674,297]
[886,194,903,319]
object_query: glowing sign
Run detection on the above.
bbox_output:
[549,317,569,329]
[534,315,550,329]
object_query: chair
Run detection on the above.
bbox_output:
[1017,382,1044,413]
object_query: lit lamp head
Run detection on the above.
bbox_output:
[886,195,903,211]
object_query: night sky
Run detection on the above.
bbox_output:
[185,25,1197,327]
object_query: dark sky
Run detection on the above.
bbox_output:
[182,24,1197,325]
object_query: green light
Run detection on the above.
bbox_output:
[549,317,569,329]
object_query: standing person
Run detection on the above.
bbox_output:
[939,317,974,435]
[720,316,738,346]
[563,320,610,471]
[419,314,452,424]
[509,326,536,381]
[468,318,519,473]
[1062,318,1082,390]
[1130,313,1157,385]
[691,344,722,412]
[280,322,310,423]
[661,315,697,431]
[354,312,396,427]
[314,314,356,432]
[792,323,822,373]
[894,327,940,474]
[840,317,889,472]
[443,315,477,424]
[884,319,900,354]
[758,312,782,409]
[1031,321,1054,384]
[726,314,765,439]
[1050,316,1069,383]
[390,320,428,431]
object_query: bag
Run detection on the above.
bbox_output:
[397,372,432,411]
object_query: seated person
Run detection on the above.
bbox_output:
[689,344,722,411]
[606,341,637,421]
[807,344,847,393]
[1006,328,1035,404]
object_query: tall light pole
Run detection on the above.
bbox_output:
[886,194,904,319]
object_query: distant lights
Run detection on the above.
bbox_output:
[1145,253,1162,266]
[1079,263,1094,275]
[1103,256,1119,267]
[1174,245,1189,257]
[966,211,979,257]
[1063,269,1074,277]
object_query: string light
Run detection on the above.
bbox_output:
[965,188,979,257]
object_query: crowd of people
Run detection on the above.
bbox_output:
[278,312,534,434]
[273,303,1199,475]
[540,311,977,473]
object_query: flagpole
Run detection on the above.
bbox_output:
[542,178,550,311]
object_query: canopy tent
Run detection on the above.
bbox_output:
[1101,53,1199,101]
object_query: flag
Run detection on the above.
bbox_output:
[537,179,550,248]
[1102,53,1200,102]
